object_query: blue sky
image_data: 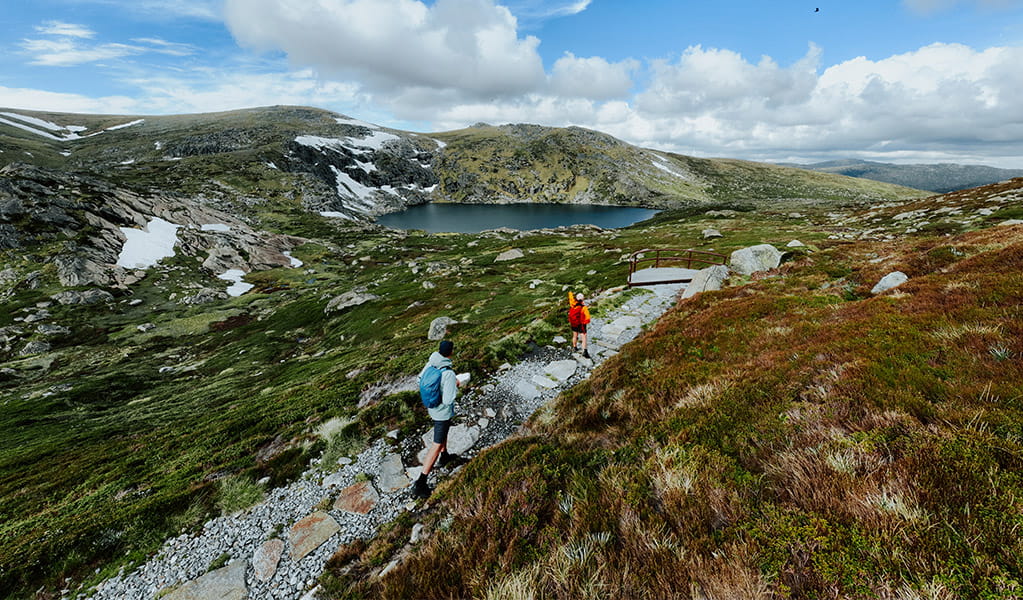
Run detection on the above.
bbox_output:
[2,0,1023,167]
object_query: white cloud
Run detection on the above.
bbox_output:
[637,44,821,115]
[22,37,141,66]
[423,41,1023,168]
[0,68,366,119]
[507,0,591,19]
[224,0,547,97]
[118,69,365,115]
[21,23,197,66]
[550,53,638,100]
[0,85,143,114]
[131,38,198,57]
[36,21,96,38]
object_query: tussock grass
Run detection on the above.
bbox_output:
[321,222,1023,598]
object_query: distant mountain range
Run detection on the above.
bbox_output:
[784,159,1023,193]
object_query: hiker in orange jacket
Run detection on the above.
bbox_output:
[568,291,591,358]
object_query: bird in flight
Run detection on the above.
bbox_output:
[815,7,820,11]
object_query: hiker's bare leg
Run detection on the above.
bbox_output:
[422,442,445,476]
[581,332,587,352]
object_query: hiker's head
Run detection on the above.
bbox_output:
[575,293,585,302]
[438,340,454,357]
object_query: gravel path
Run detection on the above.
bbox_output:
[78,283,684,600]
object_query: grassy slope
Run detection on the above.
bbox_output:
[320,187,1023,599]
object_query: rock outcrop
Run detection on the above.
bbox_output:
[871,271,909,294]
[0,164,308,289]
[729,244,783,276]
[682,265,730,299]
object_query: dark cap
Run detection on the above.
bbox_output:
[438,340,454,357]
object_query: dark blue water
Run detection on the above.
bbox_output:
[376,203,659,233]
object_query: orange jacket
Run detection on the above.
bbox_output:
[568,292,591,325]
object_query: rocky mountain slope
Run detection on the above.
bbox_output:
[787,158,1023,193]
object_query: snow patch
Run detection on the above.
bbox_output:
[0,112,91,141]
[0,116,72,141]
[319,211,353,219]
[107,119,145,131]
[433,138,447,149]
[154,141,163,150]
[1,112,66,132]
[331,166,389,210]
[283,251,303,268]
[295,130,398,155]
[350,130,398,151]
[200,224,231,232]
[116,218,181,269]
[217,269,254,296]
[651,158,688,180]
[119,159,136,165]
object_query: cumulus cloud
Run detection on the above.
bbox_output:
[422,41,1023,167]
[224,0,547,98]
[549,53,638,100]
[637,44,821,115]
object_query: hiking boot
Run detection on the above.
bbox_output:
[412,475,432,499]
[437,452,466,469]
[582,349,591,359]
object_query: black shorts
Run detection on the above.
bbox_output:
[432,420,451,444]
[571,324,587,334]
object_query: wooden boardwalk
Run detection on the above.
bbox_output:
[627,248,726,287]
[628,267,700,286]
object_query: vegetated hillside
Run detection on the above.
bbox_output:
[433,124,924,209]
[790,158,1023,194]
[318,180,1023,599]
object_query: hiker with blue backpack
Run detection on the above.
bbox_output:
[413,340,465,499]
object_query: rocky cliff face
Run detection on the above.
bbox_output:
[0,163,304,288]
[283,127,440,219]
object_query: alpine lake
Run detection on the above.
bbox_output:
[375,202,659,233]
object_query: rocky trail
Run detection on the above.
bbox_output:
[79,282,685,600]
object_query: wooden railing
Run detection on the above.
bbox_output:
[627,248,727,286]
